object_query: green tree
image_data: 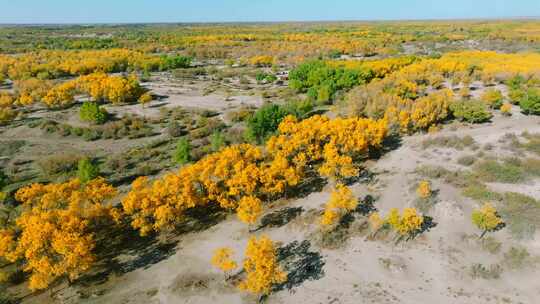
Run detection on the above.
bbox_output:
[77,158,99,183]
[80,102,108,124]
[245,104,289,144]
[174,137,191,164]
[210,131,226,152]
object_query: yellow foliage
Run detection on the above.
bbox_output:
[320,184,358,226]
[500,103,512,116]
[42,81,77,108]
[471,202,504,236]
[75,72,142,104]
[0,93,14,108]
[386,208,424,236]
[0,178,117,290]
[416,180,432,199]
[0,107,17,124]
[123,115,387,235]
[248,55,274,67]
[138,92,153,107]
[211,247,238,272]
[368,212,384,232]
[267,115,388,180]
[237,196,263,225]
[238,236,286,295]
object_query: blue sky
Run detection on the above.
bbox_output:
[1,0,539,24]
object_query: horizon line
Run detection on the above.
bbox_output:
[1,16,540,26]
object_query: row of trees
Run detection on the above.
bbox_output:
[0,72,146,115]
[0,49,191,81]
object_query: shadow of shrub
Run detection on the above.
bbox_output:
[273,240,325,292]
[254,207,303,232]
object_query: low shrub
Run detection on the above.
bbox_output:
[174,137,191,165]
[450,100,492,123]
[519,88,540,115]
[166,121,185,137]
[77,158,99,183]
[38,153,83,178]
[480,88,504,109]
[80,101,108,124]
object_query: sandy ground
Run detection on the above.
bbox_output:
[16,106,537,304]
[3,74,540,304]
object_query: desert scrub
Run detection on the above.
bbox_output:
[470,263,502,279]
[320,184,358,227]
[450,100,492,123]
[521,132,540,155]
[210,131,226,152]
[472,159,526,183]
[503,247,531,269]
[79,101,108,124]
[499,192,540,240]
[166,121,186,137]
[457,154,476,166]
[421,135,476,150]
[414,180,438,213]
[38,153,84,179]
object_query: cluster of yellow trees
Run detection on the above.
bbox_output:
[342,50,540,132]
[0,72,144,122]
[122,115,388,235]
[0,178,117,290]
[0,49,163,80]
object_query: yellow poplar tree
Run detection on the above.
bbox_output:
[472,202,504,238]
[238,235,286,295]
[211,247,238,275]
[321,184,358,226]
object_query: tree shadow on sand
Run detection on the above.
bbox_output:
[75,204,227,288]
[253,207,304,232]
[273,240,325,293]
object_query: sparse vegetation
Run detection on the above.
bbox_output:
[2,18,540,304]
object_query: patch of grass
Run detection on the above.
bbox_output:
[415,165,472,188]
[462,183,503,201]
[457,154,476,166]
[479,236,502,254]
[499,192,540,240]
[473,159,526,183]
[421,135,476,150]
[502,247,531,270]
[470,263,502,279]
[521,132,540,155]
[37,153,84,179]
[0,140,26,157]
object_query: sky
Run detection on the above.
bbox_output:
[1,0,540,24]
